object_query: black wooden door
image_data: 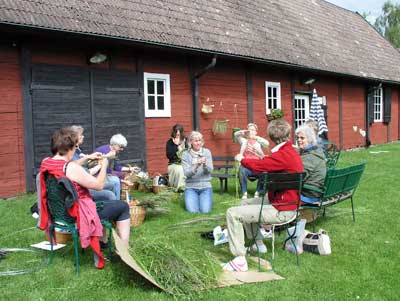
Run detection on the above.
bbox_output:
[30,65,92,169]
[92,69,145,165]
[30,64,145,174]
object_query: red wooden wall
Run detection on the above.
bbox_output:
[142,52,192,175]
[0,45,25,198]
[0,40,399,197]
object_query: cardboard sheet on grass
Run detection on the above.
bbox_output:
[113,230,283,291]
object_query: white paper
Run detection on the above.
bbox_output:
[31,241,66,251]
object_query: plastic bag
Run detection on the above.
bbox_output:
[303,229,331,255]
[213,226,229,246]
[285,219,306,254]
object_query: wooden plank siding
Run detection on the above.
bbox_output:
[0,41,399,197]
[0,45,25,198]
[142,53,193,174]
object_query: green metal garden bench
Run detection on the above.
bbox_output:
[301,162,366,231]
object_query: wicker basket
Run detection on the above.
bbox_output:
[54,231,72,244]
[129,205,146,227]
[153,185,167,194]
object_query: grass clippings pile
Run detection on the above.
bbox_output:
[130,239,220,297]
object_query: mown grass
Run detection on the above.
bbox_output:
[1,142,400,300]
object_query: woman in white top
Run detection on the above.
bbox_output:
[234,123,269,199]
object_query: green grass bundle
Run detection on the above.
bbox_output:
[130,240,220,297]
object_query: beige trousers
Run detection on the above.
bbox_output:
[226,197,296,256]
[168,164,185,190]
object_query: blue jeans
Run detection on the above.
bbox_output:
[239,166,262,193]
[184,187,213,213]
[301,195,320,204]
[107,175,121,200]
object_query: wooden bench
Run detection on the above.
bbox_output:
[211,156,236,194]
[301,162,366,231]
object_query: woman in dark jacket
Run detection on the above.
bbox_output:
[166,124,188,191]
[295,124,326,204]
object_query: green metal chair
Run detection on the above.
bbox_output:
[251,172,305,269]
[323,141,340,169]
[45,174,112,275]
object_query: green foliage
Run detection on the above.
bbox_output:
[130,240,219,297]
[374,1,400,48]
[267,108,284,121]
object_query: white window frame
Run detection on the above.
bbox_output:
[294,94,310,129]
[144,72,171,118]
[265,82,281,115]
[373,87,383,122]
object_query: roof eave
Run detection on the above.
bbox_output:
[1,21,399,86]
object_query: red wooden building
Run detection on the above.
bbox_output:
[0,0,399,197]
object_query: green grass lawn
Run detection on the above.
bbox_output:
[1,142,400,300]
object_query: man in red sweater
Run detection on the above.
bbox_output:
[222,119,303,272]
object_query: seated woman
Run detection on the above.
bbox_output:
[39,128,130,268]
[181,131,214,213]
[295,124,326,204]
[305,119,326,150]
[70,125,117,201]
[96,134,139,200]
[223,119,303,272]
[234,123,269,199]
[166,124,188,191]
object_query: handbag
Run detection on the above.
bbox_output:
[303,229,331,255]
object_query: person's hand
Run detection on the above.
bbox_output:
[129,166,141,173]
[172,137,181,145]
[105,150,117,158]
[86,152,102,161]
[100,157,109,168]
[235,154,244,162]
[197,156,206,165]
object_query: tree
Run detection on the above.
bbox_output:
[374,1,400,48]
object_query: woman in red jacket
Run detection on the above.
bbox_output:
[223,119,303,272]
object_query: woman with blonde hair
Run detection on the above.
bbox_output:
[181,131,214,213]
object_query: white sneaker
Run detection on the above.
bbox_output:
[254,191,260,198]
[251,241,267,254]
[260,228,273,239]
[241,192,248,200]
[222,256,249,272]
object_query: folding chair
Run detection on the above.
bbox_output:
[45,174,112,275]
[251,172,305,268]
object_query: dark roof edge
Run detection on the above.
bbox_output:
[2,20,400,86]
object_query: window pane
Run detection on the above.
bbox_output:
[157,96,164,110]
[147,80,155,94]
[157,80,164,94]
[273,88,277,98]
[268,87,272,96]
[148,96,155,110]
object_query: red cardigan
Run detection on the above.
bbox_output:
[241,141,304,211]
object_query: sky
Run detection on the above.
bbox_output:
[325,0,400,23]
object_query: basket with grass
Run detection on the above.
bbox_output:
[54,230,72,244]
[128,201,146,227]
[153,185,167,194]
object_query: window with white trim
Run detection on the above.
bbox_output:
[144,73,171,117]
[265,82,281,115]
[373,87,383,122]
[294,94,310,129]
